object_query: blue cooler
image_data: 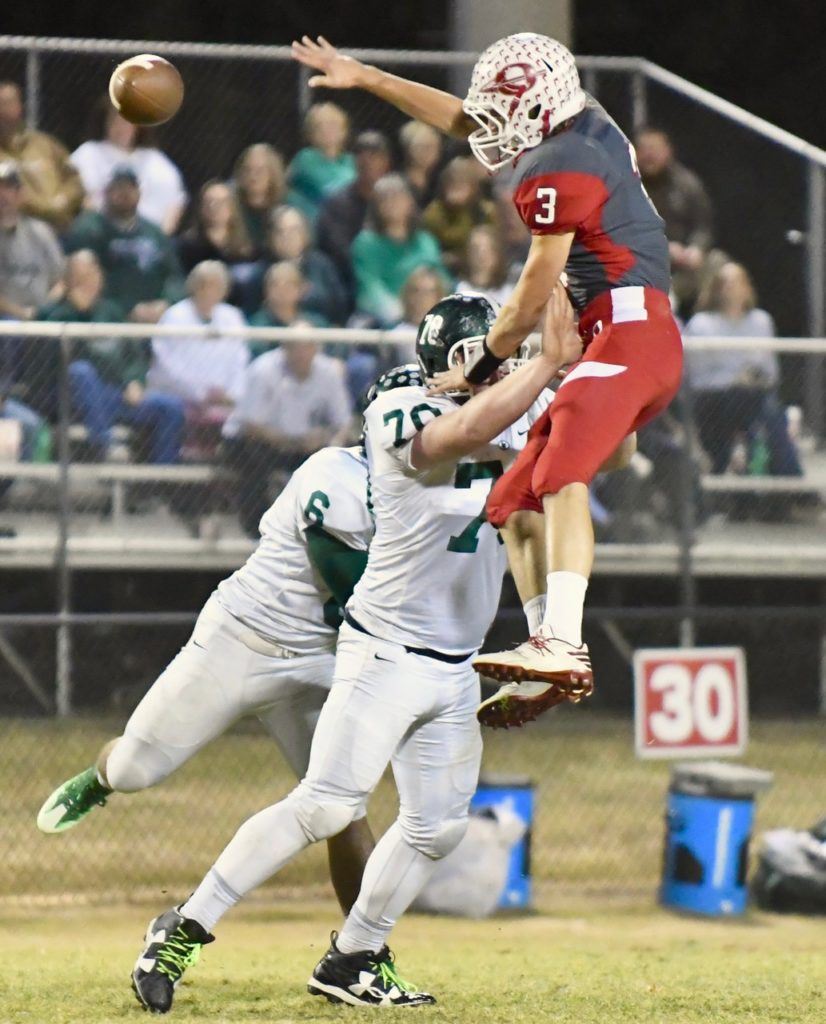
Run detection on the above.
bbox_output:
[471,773,534,909]
[661,762,773,916]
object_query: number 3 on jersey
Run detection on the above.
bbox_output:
[534,185,557,225]
[447,461,503,553]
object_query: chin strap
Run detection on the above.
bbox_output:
[462,336,505,385]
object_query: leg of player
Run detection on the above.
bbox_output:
[308,657,481,1008]
[131,627,432,1014]
[325,818,376,914]
[36,603,241,834]
[498,508,547,632]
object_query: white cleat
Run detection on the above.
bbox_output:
[474,631,593,728]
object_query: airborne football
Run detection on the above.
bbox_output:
[108,53,184,125]
[3,8,825,1024]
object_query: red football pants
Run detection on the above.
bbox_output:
[487,287,683,528]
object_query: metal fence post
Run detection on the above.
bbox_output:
[677,389,699,647]
[55,329,73,716]
[805,161,825,441]
[630,65,648,132]
[25,45,40,129]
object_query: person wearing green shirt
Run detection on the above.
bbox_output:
[286,103,356,223]
[38,250,184,463]
[351,173,447,327]
[63,166,185,324]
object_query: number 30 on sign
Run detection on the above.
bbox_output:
[633,648,747,759]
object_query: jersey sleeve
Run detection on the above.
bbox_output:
[296,449,372,551]
[512,136,610,235]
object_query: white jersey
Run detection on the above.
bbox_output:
[217,446,372,653]
[350,386,551,656]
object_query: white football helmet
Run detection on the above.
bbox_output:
[463,33,586,172]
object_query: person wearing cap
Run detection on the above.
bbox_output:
[316,130,391,294]
[0,81,84,232]
[64,166,185,324]
[0,161,64,321]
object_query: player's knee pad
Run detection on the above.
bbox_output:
[400,812,469,860]
[291,786,358,843]
[105,734,175,792]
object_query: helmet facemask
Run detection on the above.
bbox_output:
[447,336,531,386]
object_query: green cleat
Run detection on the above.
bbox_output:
[36,766,112,834]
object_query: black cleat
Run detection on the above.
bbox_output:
[131,906,214,1014]
[307,932,436,1007]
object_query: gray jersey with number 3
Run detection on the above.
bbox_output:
[216,446,372,653]
[350,386,549,656]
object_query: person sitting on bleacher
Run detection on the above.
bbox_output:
[684,261,802,479]
[265,205,348,325]
[422,156,495,275]
[146,260,249,458]
[64,166,185,325]
[222,335,352,537]
[39,250,184,464]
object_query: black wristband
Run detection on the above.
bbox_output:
[463,336,505,385]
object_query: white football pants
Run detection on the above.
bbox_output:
[182,622,482,944]
[105,594,335,791]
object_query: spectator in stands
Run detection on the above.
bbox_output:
[40,250,184,463]
[399,120,442,208]
[71,98,187,235]
[0,161,64,320]
[423,157,495,273]
[286,103,356,223]
[352,174,445,326]
[65,166,185,324]
[316,130,391,289]
[635,126,717,315]
[223,336,352,536]
[266,205,347,325]
[249,259,319,331]
[177,180,258,314]
[147,261,249,422]
[232,143,286,257]
[456,224,514,307]
[0,81,84,232]
[389,267,448,363]
[684,261,802,478]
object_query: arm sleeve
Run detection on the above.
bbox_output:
[305,525,369,608]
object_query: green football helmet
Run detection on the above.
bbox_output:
[415,293,529,393]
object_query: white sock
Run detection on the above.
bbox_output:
[336,822,439,955]
[542,571,588,647]
[180,794,311,932]
[181,869,241,933]
[523,594,546,635]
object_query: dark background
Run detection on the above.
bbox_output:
[3,1,825,147]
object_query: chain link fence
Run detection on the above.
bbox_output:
[0,37,825,906]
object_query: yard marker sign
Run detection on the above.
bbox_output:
[634,647,747,759]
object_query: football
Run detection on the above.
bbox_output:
[108,54,184,126]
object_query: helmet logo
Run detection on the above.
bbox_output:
[481,62,541,98]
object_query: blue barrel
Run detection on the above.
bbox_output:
[470,774,534,909]
[660,762,773,917]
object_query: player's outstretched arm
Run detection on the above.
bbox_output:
[291,36,473,138]
[413,286,581,469]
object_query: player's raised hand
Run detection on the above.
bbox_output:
[541,284,582,370]
[291,36,367,90]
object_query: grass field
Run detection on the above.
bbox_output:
[3,899,825,1023]
[2,713,824,901]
